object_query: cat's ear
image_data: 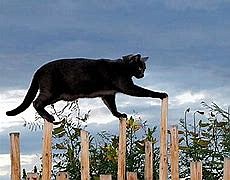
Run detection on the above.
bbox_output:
[141,56,149,62]
[122,54,133,60]
[130,54,141,62]
[122,54,141,63]
[134,54,141,59]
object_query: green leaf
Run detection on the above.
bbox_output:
[178,130,184,134]
[56,131,66,138]
[179,146,190,151]
[179,137,185,143]
[56,143,66,149]
[197,139,210,147]
[53,125,65,135]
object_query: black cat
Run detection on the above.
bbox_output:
[6,54,168,123]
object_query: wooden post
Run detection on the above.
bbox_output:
[100,175,112,180]
[224,157,230,180]
[10,132,21,180]
[159,97,168,180]
[190,161,202,180]
[170,125,179,180]
[81,130,90,180]
[56,172,69,180]
[117,118,127,180]
[26,172,39,180]
[145,141,153,180]
[127,172,138,180]
[41,120,53,180]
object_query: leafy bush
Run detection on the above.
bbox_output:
[51,101,159,179]
[179,102,230,179]
[23,101,229,180]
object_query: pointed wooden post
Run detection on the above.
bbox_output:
[117,118,127,180]
[159,97,168,180]
[56,172,69,180]
[127,172,137,180]
[81,130,90,180]
[10,132,21,180]
[41,120,53,180]
[27,172,39,180]
[223,157,230,180]
[145,141,153,180]
[190,161,202,180]
[170,125,179,180]
[100,175,112,180]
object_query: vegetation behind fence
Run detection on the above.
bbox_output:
[10,100,230,180]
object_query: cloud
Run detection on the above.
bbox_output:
[0,154,10,176]
[0,89,26,102]
[0,153,41,179]
[174,91,206,105]
[0,89,32,132]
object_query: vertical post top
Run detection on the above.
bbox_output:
[160,95,168,180]
[171,125,178,129]
[9,132,20,136]
[119,117,127,121]
[80,130,89,139]
[162,96,168,102]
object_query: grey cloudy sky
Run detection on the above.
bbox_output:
[0,0,230,179]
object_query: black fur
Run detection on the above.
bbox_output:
[6,54,168,123]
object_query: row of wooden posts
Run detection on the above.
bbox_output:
[10,97,230,180]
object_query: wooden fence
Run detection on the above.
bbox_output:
[9,97,230,180]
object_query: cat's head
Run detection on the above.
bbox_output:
[122,54,149,79]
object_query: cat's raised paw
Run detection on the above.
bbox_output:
[160,92,168,100]
[45,115,55,123]
[119,113,127,119]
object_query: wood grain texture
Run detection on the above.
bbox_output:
[117,118,127,180]
[81,130,90,180]
[170,125,179,180]
[10,132,21,180]
[159,97,168,180]
[145,141,153,180]
[41,120,53,180]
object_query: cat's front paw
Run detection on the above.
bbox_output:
[160,92,168,100]
[45,115,55,123]
[119,113,127,119]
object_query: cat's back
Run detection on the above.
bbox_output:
[36,57,119,76]
[42,58,94,68]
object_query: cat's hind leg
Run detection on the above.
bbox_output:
[101,95,127,119]
[33,93,56,123]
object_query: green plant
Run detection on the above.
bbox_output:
[179,102,230,180]
[23,100,229,180]
[51,100,90,179]
[88,116,159,180]
[50,101,159,179]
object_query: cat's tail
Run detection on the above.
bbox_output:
[6,74,39,116]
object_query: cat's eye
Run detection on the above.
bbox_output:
[138,67,142,71]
